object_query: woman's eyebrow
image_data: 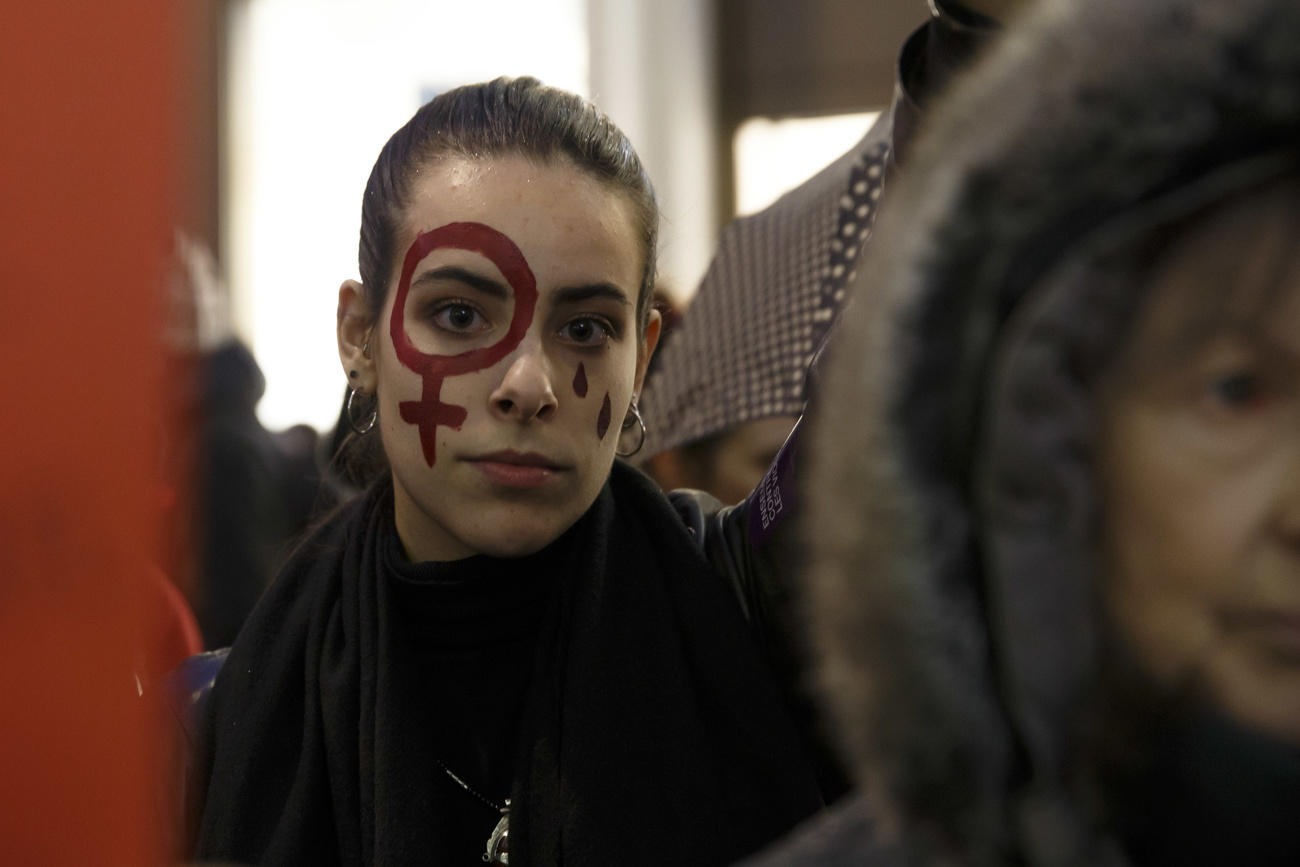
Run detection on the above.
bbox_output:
[553,283,631,307]
[412,266,509,300]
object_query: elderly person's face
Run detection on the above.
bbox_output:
[1096,181,1300,745]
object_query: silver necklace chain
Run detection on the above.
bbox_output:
[434,758,511,864]
[435,758,507,813]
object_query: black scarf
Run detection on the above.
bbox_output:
[1107,705,1300,867]
[191,461,824,865]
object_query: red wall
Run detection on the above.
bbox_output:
[0,1,187,862]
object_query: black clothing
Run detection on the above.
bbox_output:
[386,527,559,864]
[889,0,1000,171]
[195,340,321,647]
[1109,706,1300,867]
[190,461,825,866]
[737,793,893,867]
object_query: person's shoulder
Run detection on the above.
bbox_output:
[160,647,231,747]
[611,458,730,545]
[734,793,894,867]
[666,486,728,547]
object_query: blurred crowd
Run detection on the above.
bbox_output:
[74,0,1300,864]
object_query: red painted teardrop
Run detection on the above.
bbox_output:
[596,393,611,439]
[573,362,588,398]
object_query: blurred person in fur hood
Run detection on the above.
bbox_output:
[743,0,1300,864]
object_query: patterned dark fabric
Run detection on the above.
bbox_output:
[639,2,1008,461]
[639,118,892,458]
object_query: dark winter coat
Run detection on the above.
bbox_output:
[746,0,1300,864]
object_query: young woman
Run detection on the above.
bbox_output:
[183,77,832,866]
[746,0,1300,864]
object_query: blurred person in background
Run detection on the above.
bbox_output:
[642,285,796,504]
[169,232,324,649]
[638,0,1032,501]
[646,414,797,505]
[745,0,1300,863]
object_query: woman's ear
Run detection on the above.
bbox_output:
[633,308,663,396]
[338,279,376,391]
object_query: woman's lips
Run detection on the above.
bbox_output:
[466,451,564,488]
[1224,609,1300,661]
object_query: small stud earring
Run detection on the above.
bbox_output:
[349,370,358,379]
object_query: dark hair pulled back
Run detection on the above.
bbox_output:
[357,76,659,328]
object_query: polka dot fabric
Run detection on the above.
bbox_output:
[639,118,893,458]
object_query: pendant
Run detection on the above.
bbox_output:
[482,799,509,865]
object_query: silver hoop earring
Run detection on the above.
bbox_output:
[346,387,377,435]
[616,395,647,457]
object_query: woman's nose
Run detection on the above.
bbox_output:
[489,344,558,422]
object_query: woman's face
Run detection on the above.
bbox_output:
[345,153,657,561]
[1097,183,1300,744]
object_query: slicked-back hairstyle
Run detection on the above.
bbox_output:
[357,76,659,329]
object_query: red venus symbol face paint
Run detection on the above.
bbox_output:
[389,222,539,467]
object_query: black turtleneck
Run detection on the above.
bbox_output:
[385,527,564,863]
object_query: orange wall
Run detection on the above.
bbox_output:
[0,1,186,862]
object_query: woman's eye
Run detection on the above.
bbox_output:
[432,302,489,334]
[560,317,612,347]
[1187,335,1275,415]
[1208,369,1266,410]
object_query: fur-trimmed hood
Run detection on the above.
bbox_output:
[804,0,1300,863]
